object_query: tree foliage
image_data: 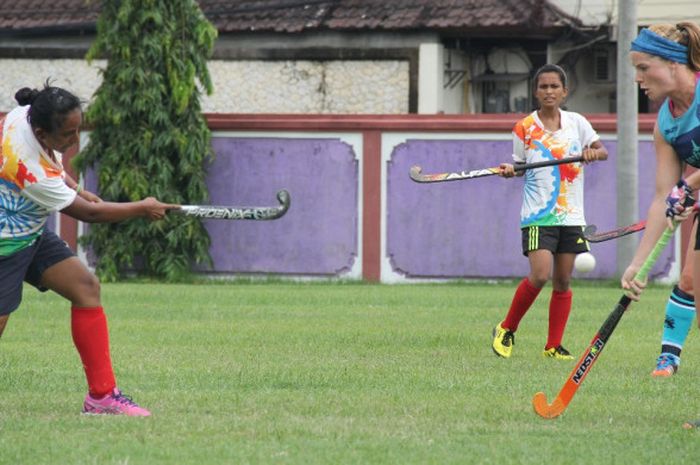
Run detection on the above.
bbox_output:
[74,0,218,281]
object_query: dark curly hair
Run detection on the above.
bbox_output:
[15,79,82,134]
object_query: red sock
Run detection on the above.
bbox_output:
[71,306,116,398]
[502,278,542,332]
[546,289,573,349]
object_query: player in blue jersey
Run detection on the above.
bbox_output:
[619,21,700,429]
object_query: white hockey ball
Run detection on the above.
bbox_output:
[575,252,596,273]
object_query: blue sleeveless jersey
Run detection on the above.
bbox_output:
[657,77,700,167]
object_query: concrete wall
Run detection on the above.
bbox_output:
[60,113,674,282]
[201,134,361,277]
[0,58,409,114]
[550,0,700,26]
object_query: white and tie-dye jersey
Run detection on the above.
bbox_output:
[0,105,76,239]
[512,110,599,227]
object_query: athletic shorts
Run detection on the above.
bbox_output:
[0,229,75,316]
[694,213,700,251]
[521,225,590,256]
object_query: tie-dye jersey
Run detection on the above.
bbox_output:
[0,105,76,240]
[657,75,700,167]
[513,110,599,227]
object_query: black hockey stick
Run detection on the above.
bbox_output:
[409,156,584,183]
[174,189,290,220]
[583,220,647,243]
[533,225,676,418]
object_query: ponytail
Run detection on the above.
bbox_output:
[676,21,700,72]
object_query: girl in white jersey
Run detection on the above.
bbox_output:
[622,22,700,429]
[490,64,608,360]
[0,83,178,416]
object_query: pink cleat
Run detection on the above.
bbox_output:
[82,388,151,416]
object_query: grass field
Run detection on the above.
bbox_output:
[1,280,699,465]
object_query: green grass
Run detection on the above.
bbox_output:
[1,281,699,464]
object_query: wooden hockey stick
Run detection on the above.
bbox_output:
[532,225,676,419]
[409,156,584,183]
[174,189,290,220]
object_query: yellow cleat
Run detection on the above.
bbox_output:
[543,345,574,360]
[492,323,515,358]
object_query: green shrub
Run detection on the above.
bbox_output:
[74,0,218,281]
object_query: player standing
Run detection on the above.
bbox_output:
[618,22,700,428]
[491,64,608,360]
[0,82,178,416]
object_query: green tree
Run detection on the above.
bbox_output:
[74,0,218,281]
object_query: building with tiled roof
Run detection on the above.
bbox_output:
[196,0,581,35]
[0,0,613,114]
[0,0,579,35]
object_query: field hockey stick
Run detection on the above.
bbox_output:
[532,225,677,419]
[174,189,290,220]
[583,220,647,243]
[409,156,584,183]
[585,203,700,243]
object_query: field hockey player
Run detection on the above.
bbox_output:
[492,64,608,360]
[0,82,179,416]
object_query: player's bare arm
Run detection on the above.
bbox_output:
[621,125,684,298]
[61,195,179,223]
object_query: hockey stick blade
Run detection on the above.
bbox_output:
[584,220,647,243]
[532,392,565,419]
[532,225,676,419]
[409,156,584,183]
[176,189,290,220]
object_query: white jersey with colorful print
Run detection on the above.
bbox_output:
[0,105,76,239]
[512,110,599,227]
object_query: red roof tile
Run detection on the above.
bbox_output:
[0,0,581,35]
[0,0,100,32]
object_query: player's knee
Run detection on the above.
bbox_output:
[552,278,571,292]
[76,273,101,301]
[529,274,549,288]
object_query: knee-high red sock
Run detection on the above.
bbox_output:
[546,289,572,349]
[502,278,542,332]
[71,306,116,398]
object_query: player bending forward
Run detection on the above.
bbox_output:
[0,82,178,416]
[620,22,700,429]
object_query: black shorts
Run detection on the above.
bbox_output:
[0,229,75,316]
[521,225,590,256]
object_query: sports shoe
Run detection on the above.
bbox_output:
[82,388,151,416]
[543,345,574,360]
[492,323,515,358]
[651,353,679,377]
[683,418,700,429]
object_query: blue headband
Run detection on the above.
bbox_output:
[631,28,688,64]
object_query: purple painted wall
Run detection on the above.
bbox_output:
[202,137,359,275]
[386,138,666,279]
[80,123,669,281]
